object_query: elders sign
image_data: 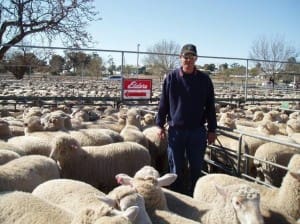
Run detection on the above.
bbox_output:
[123,79,152,100]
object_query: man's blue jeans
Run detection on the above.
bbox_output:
[167,126,207,195]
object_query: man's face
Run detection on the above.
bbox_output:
[180,53,197,73]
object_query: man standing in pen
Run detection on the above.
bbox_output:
[156,43,217,195]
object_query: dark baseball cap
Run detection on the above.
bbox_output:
[181,44,197,56]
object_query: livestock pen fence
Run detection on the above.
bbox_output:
[1,44,300,188]
[1,44,300,108]
[205,126,300,188]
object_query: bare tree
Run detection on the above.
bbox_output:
[249,35,298,79]
[0,0,100,60]
[144,40,180,77]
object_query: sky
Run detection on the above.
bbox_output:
[82,0,300,66]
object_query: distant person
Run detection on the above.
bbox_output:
[269,76,275,88]
[156,44,217,195]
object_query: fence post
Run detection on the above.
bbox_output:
[120,51,124,102]
[244,59,249,102]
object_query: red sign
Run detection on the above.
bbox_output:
[123,79,152,99]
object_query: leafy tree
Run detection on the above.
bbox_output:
[107,57,116,75]
[65,51,91,74]
[229,63,246,76]
[5,50,45,79]
[86,53,102,79]
[219,63,228,71]
[0,0,100,59]
[144,40,180,77]
[49,54,65,75]
[203,63,216,72]
[249,67,260,76]
[281,57,300,83]
[285,57,300,73]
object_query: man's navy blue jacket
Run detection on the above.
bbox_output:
[156,67,217,132]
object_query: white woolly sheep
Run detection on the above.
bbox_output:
[32,178,139,224]
[0,140,25,155]
[94,128,124,142]
[0,191,138,224]
[120,109,148,148]
[0,154,60,192]
[253,141,299,187]
[194,153,300,221]
[7,135,54,156]
[142,126,168,175]
[289,111,299,120]
[0,149,20,165]
[120,109,149,148]
[252,111,264,122]
[89,206,139,224]
[2,116,25,136]
[290,133,300,144]
[286,118,300,135]
[218,112,238,129]
[163,184,264,224]
[7,124,25,137]
[141,113,156,130]
[41,110,72,131]
[120,125,149,148]
[68,128,115,146]
[0,119,11,140]
[49,135,151,193]
[90,119,125,133]
[24,115,118,147]
[22,106,42,119]
[106,185,153,224]
[213,120,282,176]
[115,166,177,211]
[116,166,200,223]
[0,191,73,224]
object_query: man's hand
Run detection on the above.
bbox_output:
[207,132,216,145]
[157,127,166,139]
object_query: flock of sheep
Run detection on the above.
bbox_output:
[0,76,299,224]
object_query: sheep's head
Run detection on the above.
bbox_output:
[24,115,43,133]
[115,167,177,211]
[286,118,300,135]
[257,120,279,135]
[215,184,264,224]
[50,135,80,160]
[23,107,42,119]
[134,165,160,179]
[252,111,264,122]
[288,154,300,173]
[41,113,66,131]
[107,185,139,209]
[71,205,138,224]
[142,114,155,127]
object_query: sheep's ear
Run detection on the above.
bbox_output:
[115,173,133,185]
[123,206,139,222]
[289,170,300,181]
[157,173,177,187]
[215,184,229,199]
[96,195,116,208]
